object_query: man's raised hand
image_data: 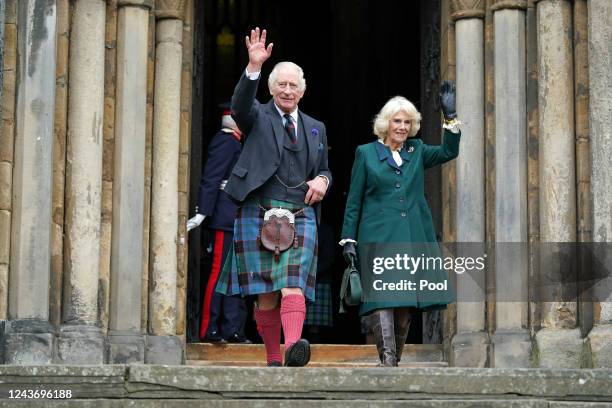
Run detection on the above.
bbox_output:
[246,27,273,73]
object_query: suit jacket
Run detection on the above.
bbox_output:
[197,129,242,232]
[224,73,332,205]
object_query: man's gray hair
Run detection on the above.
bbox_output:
[268,61,307,91]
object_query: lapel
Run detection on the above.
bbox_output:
[374,141,402,171]
[265,100,285,157]
[299,111,319,174]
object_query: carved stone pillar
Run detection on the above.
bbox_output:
[57,0,107,365]
[4,0,57,364]
[490,0,531,367]
[586,0,612,368]
[108,0,152,364]
[146,0,185,365]
[533,0,581,368]
[449,0,489,367]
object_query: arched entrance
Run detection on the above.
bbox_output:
[186,0,444,349]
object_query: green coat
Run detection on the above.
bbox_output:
[341,129,461,315]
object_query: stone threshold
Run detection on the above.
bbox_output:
[0,365,610,402]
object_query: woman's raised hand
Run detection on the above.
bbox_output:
[440,80,457,120]
[246,27,273,72]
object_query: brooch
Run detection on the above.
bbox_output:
[311,128,319,137]
[407,146,415,153]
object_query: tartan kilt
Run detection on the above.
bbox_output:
[215,197,318,302]
[305,282,333,327]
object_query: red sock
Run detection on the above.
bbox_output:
[280,294,306,349]
[254,307,282,364]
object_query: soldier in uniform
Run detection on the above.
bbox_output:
[187,106,250,344]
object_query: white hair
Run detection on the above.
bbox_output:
[373,96,422,139]
[268,61,306,91]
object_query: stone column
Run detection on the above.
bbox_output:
[4,0,57,364]
[108,0,152,363]
[57,0,107,364]
[533,0,581,368]
[0,0,4,107]
[146,0,184,365]
[490,0,531,367]
[449,0,489,367]
[586,0,612,368]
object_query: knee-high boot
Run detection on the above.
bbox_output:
[368,309,397,367]
[393,308,412,364]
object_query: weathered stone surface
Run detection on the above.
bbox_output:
[588,0,612,324]
[57,325,105,365]
[109,6,149,340]
[451,0,486,20]
[106,332,145,364]
[3,319,55,364]
[0,210,11,268]
[493,8,528,342]
[491,329,532,368]
[586,325,612,368]
[535,328,584,368]
[145,335,184,364]
[9,0,57,321]
[536,0,577,332]
[454,17,486,341]
[149,18,182,337]
[451,331,489,367]
[64,0,106,330]
[0,365,610,403]
[155,0,185,20]
[118,0,154,7]
[0,162,11,212]
[0,264,8,320]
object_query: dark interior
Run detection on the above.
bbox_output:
[187,0,443,344]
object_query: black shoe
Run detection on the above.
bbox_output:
[284,339,310,367]
[267,361,282,367]
[203,331,226,343]
[226,333,252,344]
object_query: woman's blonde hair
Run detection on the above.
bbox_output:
[372,96,422,140]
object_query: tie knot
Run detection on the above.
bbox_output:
[283,113,292,122]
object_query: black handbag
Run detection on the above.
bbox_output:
[339,258,362,313]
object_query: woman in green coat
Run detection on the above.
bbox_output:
[340,82,460,366]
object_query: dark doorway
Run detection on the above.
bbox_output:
[187,0,443,344]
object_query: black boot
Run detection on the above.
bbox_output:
[368,309,397,367]
[393,308,412,364]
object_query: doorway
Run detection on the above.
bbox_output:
[187,0,443,345]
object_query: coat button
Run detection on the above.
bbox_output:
[399,197,404,202]
[401,211,407,217]
[395,182,401,188]
[396,170,401,175]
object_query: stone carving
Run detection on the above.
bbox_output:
[117,0,154,8]
[450,0,485,20]
[155,0,185,20]
[491,0,528,12]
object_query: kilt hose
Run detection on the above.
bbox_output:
[215,197,318,302]
[199,229,246,340]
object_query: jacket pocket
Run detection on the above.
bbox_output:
[232,165,248,178]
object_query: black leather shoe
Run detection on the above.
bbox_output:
[226,333,252,344]
[203,331,226,343]
[284,339,310,367]
[267,361,282,367]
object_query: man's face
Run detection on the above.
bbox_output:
[269,67,305,114]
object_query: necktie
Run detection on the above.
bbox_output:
[283,114,297,144]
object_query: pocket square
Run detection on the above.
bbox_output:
[318,142,324,151]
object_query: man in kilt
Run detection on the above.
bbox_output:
[216,27,332,367]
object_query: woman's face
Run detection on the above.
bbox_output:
[386,111,412,147]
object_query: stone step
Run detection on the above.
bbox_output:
[186,343,444,364]
[1,365,611,404]
[186,360,449,368]
[2,399,611,407]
